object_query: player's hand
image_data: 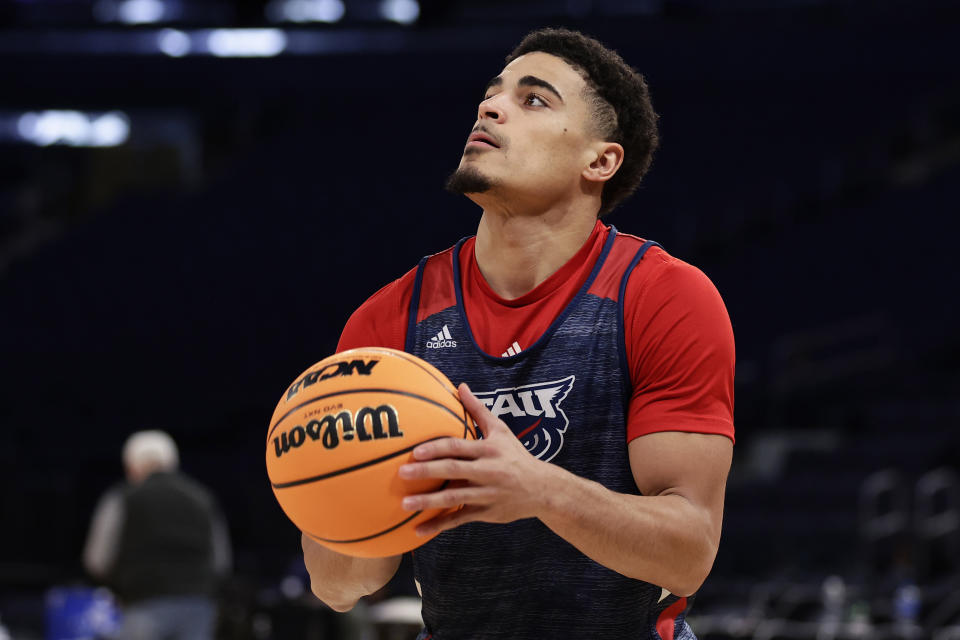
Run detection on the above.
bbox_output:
[398,383,558,536]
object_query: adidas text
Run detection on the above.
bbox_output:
[426,325,457,348]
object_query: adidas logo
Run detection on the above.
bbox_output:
[426,325,457,349]
[501,341,522,358]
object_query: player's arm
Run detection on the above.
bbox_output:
[300,271,413,611]
[535,431,731,597]
[402,391,730,597]
[535,257,736,595]
[301,535,402,611]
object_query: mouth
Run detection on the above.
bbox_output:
[465,131,500,150]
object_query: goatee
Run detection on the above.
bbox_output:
[444,165,494,195]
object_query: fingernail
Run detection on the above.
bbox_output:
[398,464,413,477]
[415,526,430,537]
[402,497,419,510]
[413,446,429,460]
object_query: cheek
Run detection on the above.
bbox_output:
[540,134,589,176]
[498,126,588,181]
[520,132,580,167]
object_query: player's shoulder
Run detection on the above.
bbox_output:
[611,229,672,269]
[358,266,418,312]
[613,231,725,304]
[339,269,416,353]
[339,243,461,352]
[346,271,414,339]
[420,241,462,274]
[615,232,712,288]
[358,243,459,310]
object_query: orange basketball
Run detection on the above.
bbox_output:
[266,347,476,558]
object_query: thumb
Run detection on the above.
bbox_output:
[458,382,502,439]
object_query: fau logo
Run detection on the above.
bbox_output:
[474,375,575,462]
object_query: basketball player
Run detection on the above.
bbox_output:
[301,28,734,639]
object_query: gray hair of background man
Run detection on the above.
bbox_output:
[123,430,179,481]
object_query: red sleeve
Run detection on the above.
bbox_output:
[336,267,416,353]
[624,252,735,444]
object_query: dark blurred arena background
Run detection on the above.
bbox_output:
[1,0,959,638]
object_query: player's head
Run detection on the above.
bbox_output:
[122,430,179,484]
[446,27,659,216]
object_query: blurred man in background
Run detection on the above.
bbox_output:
[83,430,231,640]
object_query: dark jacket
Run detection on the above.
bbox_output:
[110,471,225,602]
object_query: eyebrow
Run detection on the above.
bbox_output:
[483,74,565,103]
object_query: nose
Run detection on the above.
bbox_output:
[477,95,505,123]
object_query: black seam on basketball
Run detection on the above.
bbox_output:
[271,437,446,489]
[268,388,464,441]
[369,349,475,442]
[461,404,475,440]
[307,511,422,544]
[359,347,461,402]
[304,481,450,544]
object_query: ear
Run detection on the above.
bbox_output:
[582,141,624,184]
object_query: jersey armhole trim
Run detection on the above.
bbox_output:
[617,240,663,404]
[404,255,429,353]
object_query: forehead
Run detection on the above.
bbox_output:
[499,51,588,95]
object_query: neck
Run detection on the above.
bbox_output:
[126,463,171,485]
[473,205,598,300]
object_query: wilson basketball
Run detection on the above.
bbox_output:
[266,347,475,557]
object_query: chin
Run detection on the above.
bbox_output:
[445,164,495,195]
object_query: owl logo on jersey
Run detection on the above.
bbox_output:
[474,375,575,462]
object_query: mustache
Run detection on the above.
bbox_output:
[470,125,505,149]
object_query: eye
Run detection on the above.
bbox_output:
[524,93,547,107]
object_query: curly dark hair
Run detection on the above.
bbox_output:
[506,28,659,216]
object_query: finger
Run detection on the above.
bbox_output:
[415,505,485,537]
[398,458,480,481]
[458,383,508,439]
[411,435,484,461]
[401,486,495,512]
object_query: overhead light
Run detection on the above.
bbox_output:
[118,0,165,24]
[206,29,288,57]
[94,0,169,24]
[157,29,191,57]
[15,111,130,147]
[266,0,345,23]
[380,0,419,25]
[90,113,130,146]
